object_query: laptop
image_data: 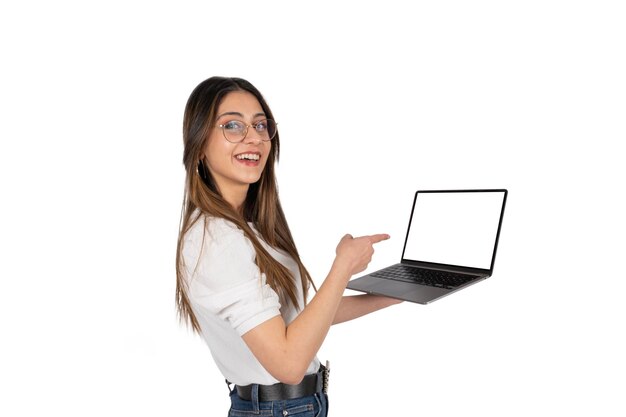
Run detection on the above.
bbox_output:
[346,189,507,304]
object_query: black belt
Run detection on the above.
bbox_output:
[235,365,329,402]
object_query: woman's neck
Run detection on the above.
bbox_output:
[220,184,249,214]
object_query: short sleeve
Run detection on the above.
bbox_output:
[182,218,281,336]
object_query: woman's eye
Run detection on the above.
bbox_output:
[224,121,244,131]
[254,121,267,132]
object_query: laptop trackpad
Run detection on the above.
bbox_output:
[355,277,449,303]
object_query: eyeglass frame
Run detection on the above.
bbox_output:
[216,119,278,143]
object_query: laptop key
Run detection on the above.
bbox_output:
[373,265,474,290]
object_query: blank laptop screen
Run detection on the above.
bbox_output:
[402,191,505,270]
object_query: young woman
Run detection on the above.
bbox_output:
[176,76,401,416]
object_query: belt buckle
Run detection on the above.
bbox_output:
[323,360,330,394]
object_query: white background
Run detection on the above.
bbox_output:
[1,1,624,416]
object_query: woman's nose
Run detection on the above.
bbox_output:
[243,127,263,145]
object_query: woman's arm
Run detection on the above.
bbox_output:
[242,233,388,385]
[332,294,403,325]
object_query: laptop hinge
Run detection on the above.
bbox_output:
[401,260,489,277]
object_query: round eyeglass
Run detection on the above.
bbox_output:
[217,119,277,143]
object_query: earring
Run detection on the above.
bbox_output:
[197,159,209,180]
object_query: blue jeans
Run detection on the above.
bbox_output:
[227,385,329,417]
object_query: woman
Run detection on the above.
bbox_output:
[176,76,401,416]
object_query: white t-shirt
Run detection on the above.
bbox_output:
[182,215,320,386]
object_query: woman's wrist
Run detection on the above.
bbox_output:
[329,258,353,284]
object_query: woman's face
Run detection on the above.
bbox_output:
[203,91,272,198]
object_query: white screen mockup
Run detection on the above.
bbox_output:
[402,191,505,270]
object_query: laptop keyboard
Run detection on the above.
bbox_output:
[371,265,477,290]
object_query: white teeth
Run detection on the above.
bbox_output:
[236,153,260,161]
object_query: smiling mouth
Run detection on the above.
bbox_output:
[235,153,260,161]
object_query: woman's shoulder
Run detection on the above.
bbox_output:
[182,212,260,288]
[185,212,251,250]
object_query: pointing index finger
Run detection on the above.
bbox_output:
[368,233,391,244]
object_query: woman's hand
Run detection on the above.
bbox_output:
[334,233,390,277]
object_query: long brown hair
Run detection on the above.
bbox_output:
[176,76,314,332]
